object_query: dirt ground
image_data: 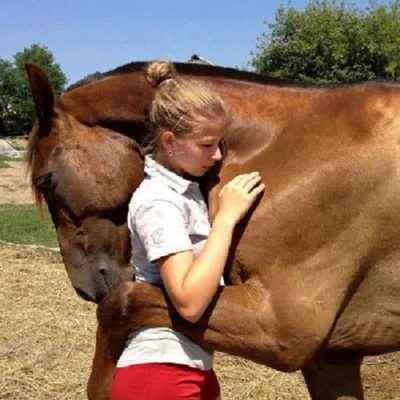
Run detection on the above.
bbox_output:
[0,246,399,400]
[0,161,34,205]
[0,161,399,399]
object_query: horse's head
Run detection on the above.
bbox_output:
[26,64,145,303]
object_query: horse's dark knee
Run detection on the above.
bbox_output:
[97,281,137,336]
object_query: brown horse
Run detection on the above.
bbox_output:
[26,62,400,400]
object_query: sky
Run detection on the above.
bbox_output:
[0,0,387,85]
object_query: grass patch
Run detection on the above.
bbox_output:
[7,155,25,161]
[0,154,25,168]
[0,204,58,248]
[9,138,29,151]
[10,143,27,151]
[0,155,10,169]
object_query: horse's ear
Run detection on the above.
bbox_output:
[25,63,56,121]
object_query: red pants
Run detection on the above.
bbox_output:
[111,363,220,400]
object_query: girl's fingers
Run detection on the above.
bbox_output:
[243,176,262,191]
[229,172,260,188]
[250,183,266,198]
[222,173,263,200]
[227,174,249,187]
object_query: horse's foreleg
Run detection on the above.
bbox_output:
[95,280,322,372]
[87,326,125,400]
[88,280,276,400]
[87,279,335,399]
[302,352,364,400]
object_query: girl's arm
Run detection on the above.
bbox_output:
[160,172,264,322]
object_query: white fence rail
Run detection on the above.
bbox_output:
[0,239,60,252]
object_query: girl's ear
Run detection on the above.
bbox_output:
[162,131,175,150]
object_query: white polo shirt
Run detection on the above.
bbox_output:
[117,155,220,371]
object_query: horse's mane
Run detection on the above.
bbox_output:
[108,61,296,86]
[66,61,305,92]
[66,60,396,93]
[26,121,45,209]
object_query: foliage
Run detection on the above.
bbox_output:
[0,44,67,136]
[251,0,400,83]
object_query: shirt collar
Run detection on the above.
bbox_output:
[144,155,199,194]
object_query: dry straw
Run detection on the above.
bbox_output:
[0,245,398,399]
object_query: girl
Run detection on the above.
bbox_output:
[111,61,265,400]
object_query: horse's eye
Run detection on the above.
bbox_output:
[34,173,53,192]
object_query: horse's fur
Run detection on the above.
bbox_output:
[26,62,400,399]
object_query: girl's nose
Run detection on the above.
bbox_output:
[212,146,222,161]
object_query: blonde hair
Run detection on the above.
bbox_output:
[144,61,230,152]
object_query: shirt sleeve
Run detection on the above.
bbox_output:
[133,199,193,263]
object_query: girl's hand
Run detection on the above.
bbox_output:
[217,172,265,226]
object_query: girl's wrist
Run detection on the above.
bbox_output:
[213,213,236,231]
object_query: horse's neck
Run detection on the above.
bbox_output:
[60,72,154,127]
[223,117,276,165]
[60,70,286,152]
[60,71,287,127]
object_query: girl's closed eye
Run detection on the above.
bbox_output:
[199,139,221,148]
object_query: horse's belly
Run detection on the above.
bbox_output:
[328,255,400,353]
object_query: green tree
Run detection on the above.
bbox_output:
[0,44,67,136]
[251,0,400,84]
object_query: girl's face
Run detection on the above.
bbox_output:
[163,124,224,178]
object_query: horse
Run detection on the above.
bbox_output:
[25,61,400,400]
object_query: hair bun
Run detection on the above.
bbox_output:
[145,61,176,88]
